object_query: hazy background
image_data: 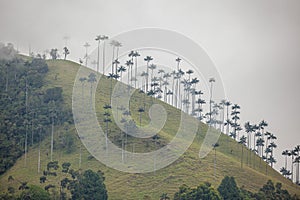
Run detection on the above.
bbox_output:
[0,0,299,172]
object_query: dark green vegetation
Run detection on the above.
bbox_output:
[0,161,107,200]
[0,47,73,175]
[173,176,298,200]
[0,44,299,199]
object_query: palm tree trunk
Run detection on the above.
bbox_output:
[292,155,294,182]
[97,41,100,72]
[51,116,54,161]
[102,41,106,74]
[241,145,244,168]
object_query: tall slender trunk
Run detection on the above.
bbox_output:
[291,155,294,182]
[51,115,54,161]
[97,41,100,72]
[241,145,244,168]
[135,57,138,88]
[146,62,149,92]
[37,128,41,173]
[103,42,106,75]
[111,47,115,75]
[24,77,28,166]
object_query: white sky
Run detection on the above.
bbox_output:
[1,0,300,172]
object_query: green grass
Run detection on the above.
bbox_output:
[0,59,299,199]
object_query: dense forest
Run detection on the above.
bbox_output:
[0,44,73,175]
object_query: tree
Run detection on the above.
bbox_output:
[95,35,102,72]
[244,121,254,166]
[83,42,90,67]
[282,150,289,172]
[218,176,241,200]
[62,47,69,60]
[212,143,219,182]
[99,35,109,74]
[225,101,231,135]
[70,169,107,200]
[117,65,126,82]
[19,185,50,200]
[144,56,153,92]
[88,72,97,105]
[174,183,220,200]
[50,49,58,60]
[239,135,247,168]
[208,78,215,126]
[160,193,170,200]
[230,104,241,141]
[294,145,300,184]
[133,51,140,88]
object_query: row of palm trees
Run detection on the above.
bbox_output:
[281,145,300,184]
[78,35,287,180]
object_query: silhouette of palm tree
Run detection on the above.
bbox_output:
[144,56,153,92]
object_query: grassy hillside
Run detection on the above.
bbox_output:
[0,59,299,199]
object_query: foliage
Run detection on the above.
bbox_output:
[70,169,108,200]
[255,180,295,200]
[217,176,241,200]
[174,183,220,200]
[19,185,50,200]
[0,46,73,175]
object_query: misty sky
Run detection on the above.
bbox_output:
[1,0,300,172]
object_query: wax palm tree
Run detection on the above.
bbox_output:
[63,46,70,60]
[95,35,101,72]
[224,101,232,135]
[158,69,165,89]
[140,71,148,92]
[110,40,117,75]
[163,72,171,102]
[252,124,259,153]
[173,73,180,107]
[244,121,253,165]
[125,60,134,86]
[144,56,153,92]
[239,135,247,168]
[133,51,140,88]
[175,57,181,70]
[107,73,114,103]
[100,35,109,74]
[268,141,277,168]
[177,69,185,109]
[212,143,219,182]
[83,42,90,67]
[88,72,97,104]
[256,137,265,168]
[190,77,199,115]
[294,145,300,184]
[148,64,157,90]
[117,65,126,82]
[231,104,241,140]
[166,90,173,104]
[103,104,112,153]
[112,59,120,77]
[282,150,290,172]
[208,78,215,126]
[290,150,297,182]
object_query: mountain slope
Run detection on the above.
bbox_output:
[0,59,299,199]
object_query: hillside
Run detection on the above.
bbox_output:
[0,59,299,199]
